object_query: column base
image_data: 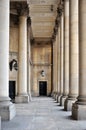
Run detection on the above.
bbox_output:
[55,93,58,101]
[51,92,54,97]
[53,92,57,100]
[0,101,16,121]
[60,96,67,106]
[57,95,62,103]
[72,103,86,120]
[55,94,59,101]
[64,98,76,111]
[28,93,32,101]
[15,95,29,103]
[52,92,55,98]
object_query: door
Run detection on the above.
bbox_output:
[9,81,16,102]
[39,81,47,96]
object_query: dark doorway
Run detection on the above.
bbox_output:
[39,81,47,96]
[9,81,16,102]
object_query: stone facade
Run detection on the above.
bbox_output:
[31,42,52,96]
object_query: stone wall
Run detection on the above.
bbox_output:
[9,14,19,95]
[31,42,52,96]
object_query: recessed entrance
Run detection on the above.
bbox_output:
[9,81,16,102]
[39,81,47,96]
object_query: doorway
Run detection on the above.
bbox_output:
[9,81,16,102]
[39,81,47,96]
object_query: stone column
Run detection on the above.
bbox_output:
[55,34,59,100]
[15,13,29,103]
[57,27,61,103]
[59,12,64,105]
[53,34,58,100]
[0,0,16,120]
[72,0,86,120]
[52,40,56,99]
[65,0,79,111]
[61,0,69,107]
[27,17,32,101]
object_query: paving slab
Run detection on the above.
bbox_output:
[2,97,86,130]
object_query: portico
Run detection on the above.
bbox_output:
[0,0,86,125]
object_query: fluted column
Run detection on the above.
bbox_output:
[57,27,61,103]
[59,12,64,105]
[61,0,69,107]
[72,0,86,120]
[52,40,56,99]
[15,14,29,103]
[65,0,79,111]
[0,0,16,120]
[27,17,32,101]
[54,35,58,100]
[55,34,58,100]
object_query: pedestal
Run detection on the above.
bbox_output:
[0,100,16,120]
[60,96,67,106]
[64,98,76,111]
[72,103,86,120]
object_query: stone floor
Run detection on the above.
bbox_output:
[2,97,86,130]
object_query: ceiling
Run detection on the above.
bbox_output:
[10,0,60,41]
[28,0,59,41]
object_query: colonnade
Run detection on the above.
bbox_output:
[0,0,86,122]
[52,0,86,120]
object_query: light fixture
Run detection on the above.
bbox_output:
[41,70,45,77]
[9,59,18,71]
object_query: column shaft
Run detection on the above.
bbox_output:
[0,0,16,120]
[61,0,69,107]
[27,22,32,101]
[64,0,69,97]
[15,16,29,103]
[55,34,58,98]
[57,27,61,103]
[19,16,27,94]
[72,0,86,120]
[58,12,64,104]
[53,35,58,100]
[0,1,9,97]
[60,13,64,106]
[65,0,79,111]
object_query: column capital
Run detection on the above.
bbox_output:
[57,2,64,17]
[16,2,29,16]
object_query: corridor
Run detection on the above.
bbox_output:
[2,97,86,130]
